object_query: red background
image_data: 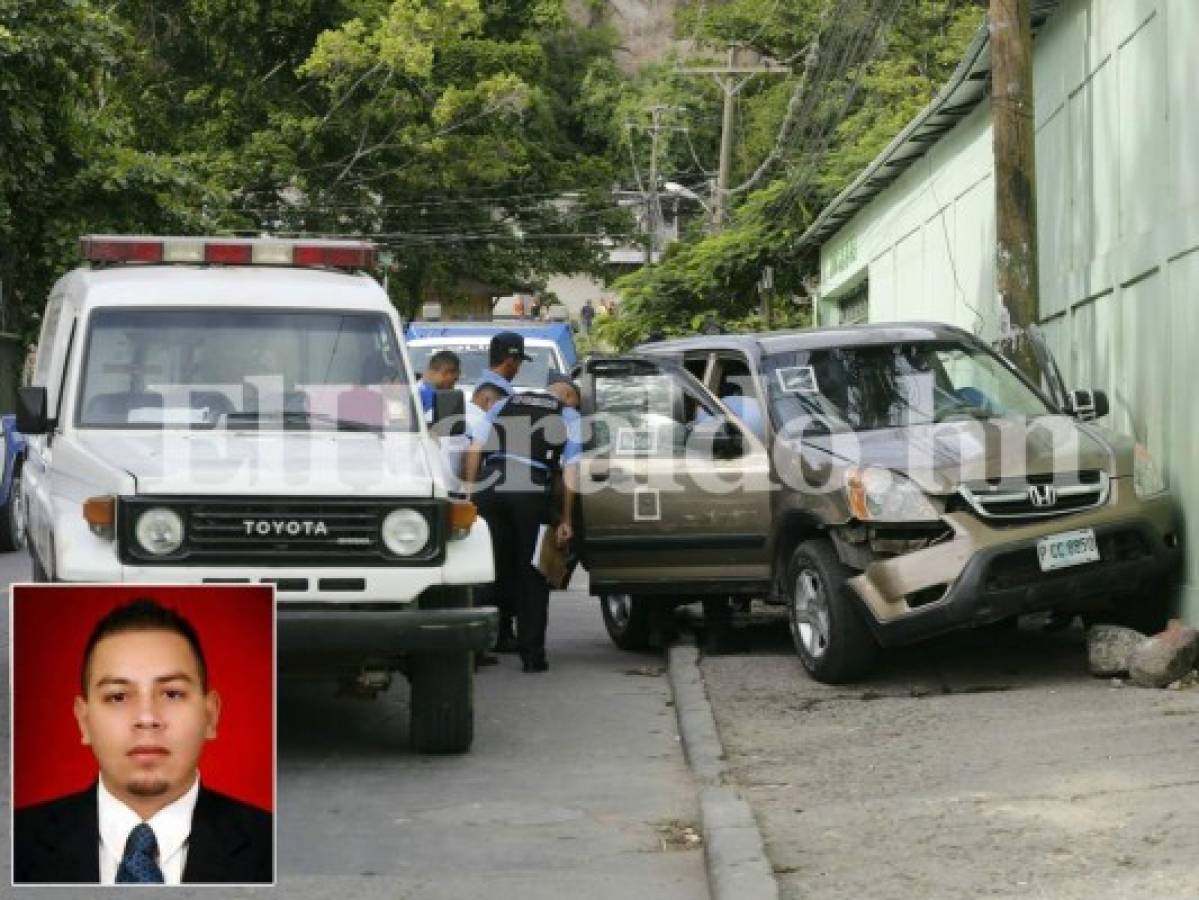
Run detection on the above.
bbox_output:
[12,584,274,811]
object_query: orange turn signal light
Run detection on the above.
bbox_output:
[844,469,870,520]
[449,500,477,535]
[83,495,116,528]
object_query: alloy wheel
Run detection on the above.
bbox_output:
[789,568,830,659]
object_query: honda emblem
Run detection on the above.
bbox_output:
[1027,484,1058,508]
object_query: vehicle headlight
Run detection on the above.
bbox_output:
[1133,443,1166,498]
[135,508,184,556]
[845,466,940,522]
[381,508,431,556]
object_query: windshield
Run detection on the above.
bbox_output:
[78,308,416,431]
[765,341,1056,434]
[409,342,560,389]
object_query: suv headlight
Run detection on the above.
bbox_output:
[845,466,940,522]
[1133,443,1166,498]
[381,508,431,556]
[135,508,184,556]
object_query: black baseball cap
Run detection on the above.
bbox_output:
[489,331,533,365]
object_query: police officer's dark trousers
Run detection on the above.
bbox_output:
[476,462,552,663]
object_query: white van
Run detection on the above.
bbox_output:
[18,235,496,753]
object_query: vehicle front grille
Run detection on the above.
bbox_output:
[957,471,1108,522]
[119,497,445,566]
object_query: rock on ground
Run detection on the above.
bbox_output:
[1087,624,1147,676]
[1129,620,1199,688]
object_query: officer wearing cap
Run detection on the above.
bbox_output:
[463,368,580,672]
[470,332,532,652]
[478,331,529,397]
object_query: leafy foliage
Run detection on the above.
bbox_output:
[609,0,987,345]
[0,0,631,338]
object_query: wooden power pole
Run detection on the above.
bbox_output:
[678,48,788,230]
[990,0,1045,384]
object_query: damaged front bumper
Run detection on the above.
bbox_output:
[848,481,1181,647]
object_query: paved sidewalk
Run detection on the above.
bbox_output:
[702,612,1199,900]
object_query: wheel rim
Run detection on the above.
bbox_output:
[789,568,830,659]
[11,472,24,546]
[605,594,632,632]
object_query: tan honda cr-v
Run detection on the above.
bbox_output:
[571,323,1181,683]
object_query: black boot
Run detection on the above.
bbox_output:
[494,617,518,653]
[521,651,549,673]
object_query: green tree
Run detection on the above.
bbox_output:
[610,0,986,344]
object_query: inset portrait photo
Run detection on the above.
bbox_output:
[10,584,276,886]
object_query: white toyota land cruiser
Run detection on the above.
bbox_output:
[17,235,496,753]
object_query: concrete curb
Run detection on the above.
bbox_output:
[667,640,779,900]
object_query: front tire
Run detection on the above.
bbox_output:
[786,539,879,683]
[29,543,50,583]
[409,651,474,754]
[600,593,653,651]
[0,468,26,551]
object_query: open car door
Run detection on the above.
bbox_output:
[576,354,772,599]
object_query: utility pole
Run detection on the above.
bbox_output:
[990,0,1045,384]
[679,48,789,230]
[626,105,685,265]
[645,105,665,265]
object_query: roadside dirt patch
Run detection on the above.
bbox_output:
[650,819,703,852]
[702,619,1199,899]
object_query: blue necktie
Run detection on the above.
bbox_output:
[115,822,165,884]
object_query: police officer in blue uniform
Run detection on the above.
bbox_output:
[464,361,579,672]
[469,332,529,652]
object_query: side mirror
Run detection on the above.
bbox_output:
[711,419,744,459]
[1067,389,1109,422]
[431,388,466,437]
[17,386,50,435]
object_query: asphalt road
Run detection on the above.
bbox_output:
[0,553,707,899]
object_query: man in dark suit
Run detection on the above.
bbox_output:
[13,598,273,884]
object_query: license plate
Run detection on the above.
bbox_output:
[1036,528,1100,572]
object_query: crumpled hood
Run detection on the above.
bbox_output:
[77,430,438,496]
[799,416,1114,494]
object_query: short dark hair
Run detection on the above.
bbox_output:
[472,382,506,404]
[81,598,208,694]
[427,350,461,372]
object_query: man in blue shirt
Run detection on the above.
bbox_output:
[415,350,461,418]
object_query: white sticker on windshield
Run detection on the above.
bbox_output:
[616,427,657,455]
[776,366,819,394]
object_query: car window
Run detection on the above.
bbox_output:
[409,342,560,388]
[32,294,64,388]
[77,308,416,431]
[591,368,731,458]
[765,341,1055,434]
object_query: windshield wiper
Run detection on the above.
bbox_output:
[223,410,376,432]
[932,400,993,423]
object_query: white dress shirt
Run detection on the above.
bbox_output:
[98,775,200,885]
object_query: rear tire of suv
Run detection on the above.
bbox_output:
[786,539,879,684]
[600,593,653,651]
[409,652,473,754]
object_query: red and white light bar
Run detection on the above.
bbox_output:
[79,235,376,270]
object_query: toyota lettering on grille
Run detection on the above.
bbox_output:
[242,519,330,537]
